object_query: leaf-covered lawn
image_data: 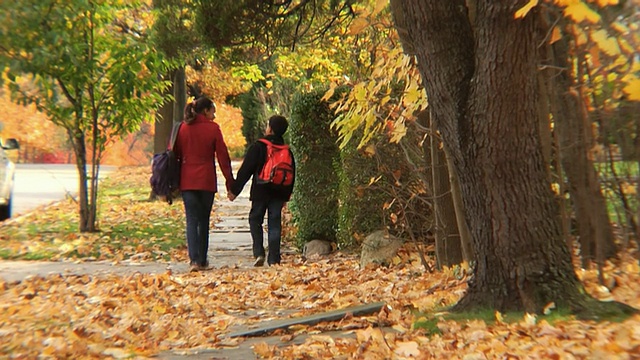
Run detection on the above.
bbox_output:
[1,251,639,358]
[1,166,639,358]
[0,166,188,263]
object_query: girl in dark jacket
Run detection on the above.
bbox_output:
[174,97,235,271]
[231,115,295,266]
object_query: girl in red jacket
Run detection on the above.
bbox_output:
[174,97,235,272]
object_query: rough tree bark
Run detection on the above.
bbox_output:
[172,67,187,126]
[153,76,174,154]
[150,73,175,202]
[390,0,636,317]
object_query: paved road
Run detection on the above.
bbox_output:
[12,164,115,217]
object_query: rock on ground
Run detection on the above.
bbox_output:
[360,230,403,268]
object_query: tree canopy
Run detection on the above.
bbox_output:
[0,0,171,231]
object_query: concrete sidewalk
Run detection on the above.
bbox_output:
[0,165,262,283]
[0,166,313,360]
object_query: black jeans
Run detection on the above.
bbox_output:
[182,190,215,266]
[249,199,285,265]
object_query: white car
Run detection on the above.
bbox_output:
[0,138,19,221]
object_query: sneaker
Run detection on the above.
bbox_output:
[253,256,265,267]
[189,264,200,272]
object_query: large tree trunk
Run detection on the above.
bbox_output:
[173,67,187,126]
[390,0,635,317]
[151,72,176,201]
[153,74,174,154]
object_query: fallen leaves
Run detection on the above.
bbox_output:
[2,168,640,358]
[0,253,449,358]
[1,251,639,358]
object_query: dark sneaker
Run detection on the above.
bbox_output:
[189,264,200,272]
[253,256,265,267]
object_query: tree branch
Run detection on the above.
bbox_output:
[56,78,77,107]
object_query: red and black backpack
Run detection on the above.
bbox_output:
[256,139,294,186]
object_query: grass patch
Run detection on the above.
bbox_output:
[413,307,576,336]
[592,161,639,224]
[594,160,639,178]
[0,166,189,262]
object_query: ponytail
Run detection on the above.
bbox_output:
[184,101,197,124]
[183,97,215,124]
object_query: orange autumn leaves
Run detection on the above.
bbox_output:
[1,250,640,358]
[0,90,67,163]
[100,103,245,166]
[0,88,246,166]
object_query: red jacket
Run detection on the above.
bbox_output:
[173,114,234,193]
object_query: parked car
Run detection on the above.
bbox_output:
[0,138,19,221]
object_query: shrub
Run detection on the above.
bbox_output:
[336,133,389,249]
[238,89,267,151]
[289,87,342,248]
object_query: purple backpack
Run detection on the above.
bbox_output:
[150,122,182,204]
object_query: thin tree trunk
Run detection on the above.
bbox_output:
[535,13,617,267]
[73,117,90,233]
[632,101,640,258]
[429,118,464,268]
[444,147,473,263]
[151,73,175,201]
[419,109,464,268]
[553,118,573,251]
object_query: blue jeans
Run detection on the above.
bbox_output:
[182,190,215,266]
[249,199,285,265]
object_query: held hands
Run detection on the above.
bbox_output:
[226,178,236,201]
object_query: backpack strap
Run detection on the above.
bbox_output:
[258,138,272,146]
[258,138,288,150]
[168,122,182,150]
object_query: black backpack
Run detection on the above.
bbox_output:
[150,122,182,204]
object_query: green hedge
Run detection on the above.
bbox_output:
[380,126,433,242]
[289,87,342,247]
[336,133,389,249]
[288,85,432,250]
[238,88,267,152]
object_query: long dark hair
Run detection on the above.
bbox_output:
[184,97,215,124]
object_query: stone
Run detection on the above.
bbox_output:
[360,230,403,268]
[302,239,334,258]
